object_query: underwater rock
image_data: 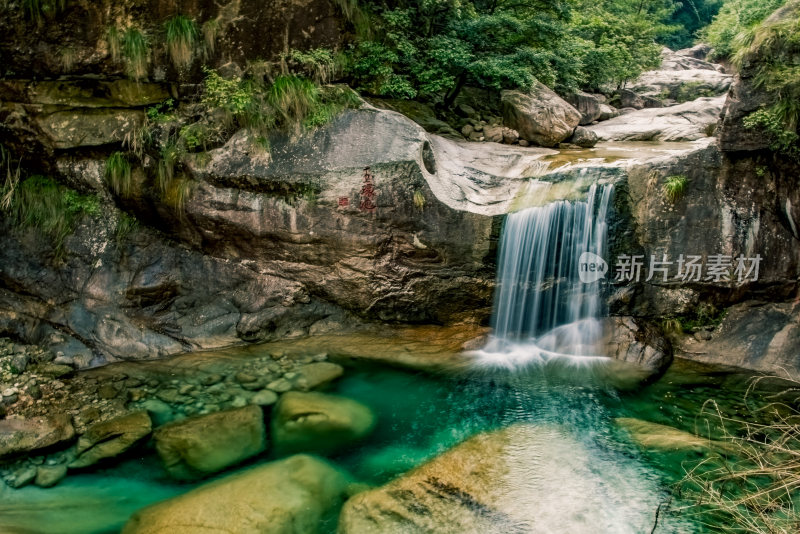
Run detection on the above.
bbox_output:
[153,405,266,480]
[616,418,722,452]
[70,411,152,469]
[293,362,344,391]
[272,392,375,454]
[501,83,582,147]
[35,464,68,488]
[0,414,75,459]
[122,454,351,534]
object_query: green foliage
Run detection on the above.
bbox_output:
[663,174,688,203]
[287,48,343,84]
[347,0,682,101]
[200,68,360,137]
[121,28,149,80]
[737,2,800,160]
[675,304,726,332]
[114,212,139,244]
[662,0,723,50]
[145,98,176,123]
[164,15,198,69]
[702,0,786,59]
[179,123,208,151]
[105,152,133,197]
[2,175,99,257]
[21,0,66,25]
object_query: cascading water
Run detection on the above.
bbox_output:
[476,181,614,367]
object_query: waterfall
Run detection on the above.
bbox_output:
[479,183,614,364]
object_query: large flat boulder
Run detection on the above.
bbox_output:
[587,96,724,141]
[501,84,581,147]
[564,91,603,125]
[0,414,75,459]
[123,455,352,534]
[153,405,266,480]
[272,391,375,454]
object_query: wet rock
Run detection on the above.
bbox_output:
[200,374,223,386]
[70,411,152,469]
[501,83,582,147]
[272,392,375,454]
[7,465,37,489]
[35,364,73,378]
[234,372,257,384]
[616,418,722,452]
[250,390,279,407]
[98,384,119,400]
[0,414,75,459]
[154,405,266,480]
[122,455,351,534]
[483,125,505,143]
[568,126,598,148]
[36,109,144,150]
[266,378,292,393]
[156,389,180,404]
[35,464,67,488]
[604,317,673,380]
[293,362,344,391]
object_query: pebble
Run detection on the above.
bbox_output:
[266,378,292,393]
[250,390,278,406]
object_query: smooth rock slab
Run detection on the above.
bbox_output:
[587,96,724,142]
[70,411,152,468]
[272,392,375,454]
[154,405,266,480]
[294,362,345,391]
[0,414,75,459]
[122,454,351,534]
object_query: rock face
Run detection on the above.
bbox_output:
[153,405,266,480]
[604,317,672,378]
[588,96,724,141]
[123,454,351,534]
[501,84,581,147]
[0,414,75,459]
[676,302,800,375]
[624,48,732,106]
[272,392,375,454]
[70,411,152,468]
[565,91,603,125]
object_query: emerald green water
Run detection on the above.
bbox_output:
[0,352,788,533]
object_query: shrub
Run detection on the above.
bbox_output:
[663,175,689,204]
[164,15,198,69]
[21,0,66,25]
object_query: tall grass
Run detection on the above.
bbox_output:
[2,175,99,257]
[106,26,121,62]
[202,18,220,58]
[164,15,198,69]
[122,28,149,80]
[21,0,66,26]
[678,378,800,533]
[105,152,133,197]
[59,47,76,71]
[663,175,688,204]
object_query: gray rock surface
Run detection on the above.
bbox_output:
[588,97,724,141]
[501,84,581,147]
[0,414,75,459]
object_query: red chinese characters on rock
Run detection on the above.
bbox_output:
[359,166,377,213]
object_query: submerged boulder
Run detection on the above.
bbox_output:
[501,83,581,147]
[616,418,720,452]
[70,411,152,469]
[153,405,266,480]
[123,454,352,534]
[0,414,75,459]
[272,392,375,454]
